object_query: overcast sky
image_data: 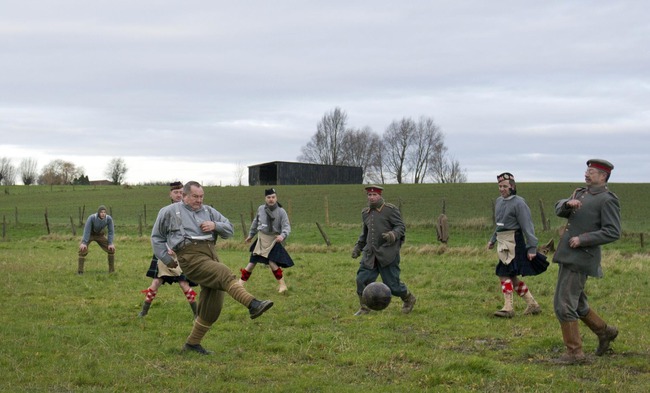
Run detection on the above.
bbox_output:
[2,1,648,185]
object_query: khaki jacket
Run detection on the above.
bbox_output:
[553,185,621,277]
[355,202,405,268]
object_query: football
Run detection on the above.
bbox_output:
[362,282,392,311]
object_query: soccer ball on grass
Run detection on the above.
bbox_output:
[362,282,392,311]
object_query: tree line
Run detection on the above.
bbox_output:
[0,157,128,186]
[298,107,467,184]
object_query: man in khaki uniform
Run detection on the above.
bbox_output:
[553,159,621,364]
[352,185,416,316]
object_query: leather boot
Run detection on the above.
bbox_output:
[494,291,514,318]
[581,309,618,356]
[77,257,85,274]
[138,301,151,317]
[277,277,288,294]
[190,302,198,319]
[108,254,115,273]
[401,292,416,314]
[354,295,370,316]
[522,291,541,315]
[554,321,587,365]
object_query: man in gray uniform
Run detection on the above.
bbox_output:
[152,181,273,355]
[553,159,621,364]
[352,185,416,316]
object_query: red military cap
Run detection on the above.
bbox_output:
[587,159,614,174]
[365,185,383,194]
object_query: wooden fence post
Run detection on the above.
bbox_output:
[143,203,147,227]
[2,215,5,239]
[138,214,143,237]
[324,196,329,226]
[315,222,331,247]
[240,213,247,239]
[15,206,18,225]
[539,199,549,231]
[44,209,50,235]
[641,233,645,248]
[69,216,76,236]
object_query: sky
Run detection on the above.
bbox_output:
[2,1,648,185]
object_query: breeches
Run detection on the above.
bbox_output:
[177,243,234,324]
[78,233,115,257]
[356,254,408,297]
[554,263,590,322]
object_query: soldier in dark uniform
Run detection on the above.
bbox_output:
[552,159,621,364]
[351,185,416,316]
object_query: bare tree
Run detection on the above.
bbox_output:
[409,117,444,184]
[429,148,467,183]
[105,158,128,185]
[339,126,382,183]
[0,157,16,185]
[382,118,416,184]
[38,159,84,185]
[233,161,246,186]
[298,107,348,165]
[20,158,39,185]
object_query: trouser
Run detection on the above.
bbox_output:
[78,232,115,272]
[177,242,246,324]
[554,263,590,322]
[356,254,408,298]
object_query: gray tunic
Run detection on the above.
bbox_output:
[553,185,621,277]
[151,202,234,266]
[355,202,405,268]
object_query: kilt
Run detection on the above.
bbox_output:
[495,230,549,277]
[249,240,294,268]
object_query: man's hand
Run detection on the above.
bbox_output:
[382,231,396,245]
[351,246,361,259]
[108,244,116,252]
[79,243,87,252]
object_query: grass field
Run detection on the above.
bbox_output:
[1,183,649,392]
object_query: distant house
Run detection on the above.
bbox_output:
[89,180,114,186]
[248,161,362,186]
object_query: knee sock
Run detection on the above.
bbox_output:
[501,279,513,294]
[226,280,255,307]
[141,288,157,303]
[186,317,211,345]
[184,288,197,303]
[272,267,283,280]
[515,281,528,296]
[240,268,252,281]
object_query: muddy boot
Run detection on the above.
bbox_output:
[354,295,371,316]
[138,301,151,317]
[108,254,115,273]
[554,321,587,365]
[581,309,618,356]
[522,291,541,315]
[77,257,85,275]
[494,291,514,318]
[401,292,416,314]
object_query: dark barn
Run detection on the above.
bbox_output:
[248,161,362,186]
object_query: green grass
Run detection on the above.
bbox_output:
[1,183,649,392]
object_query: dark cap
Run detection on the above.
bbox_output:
[265,188,276,196]
[97,205,107,213]
[587,159,614,174]
[170,181,183,190]
[365,185,383,194]
[497,172,515,182]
